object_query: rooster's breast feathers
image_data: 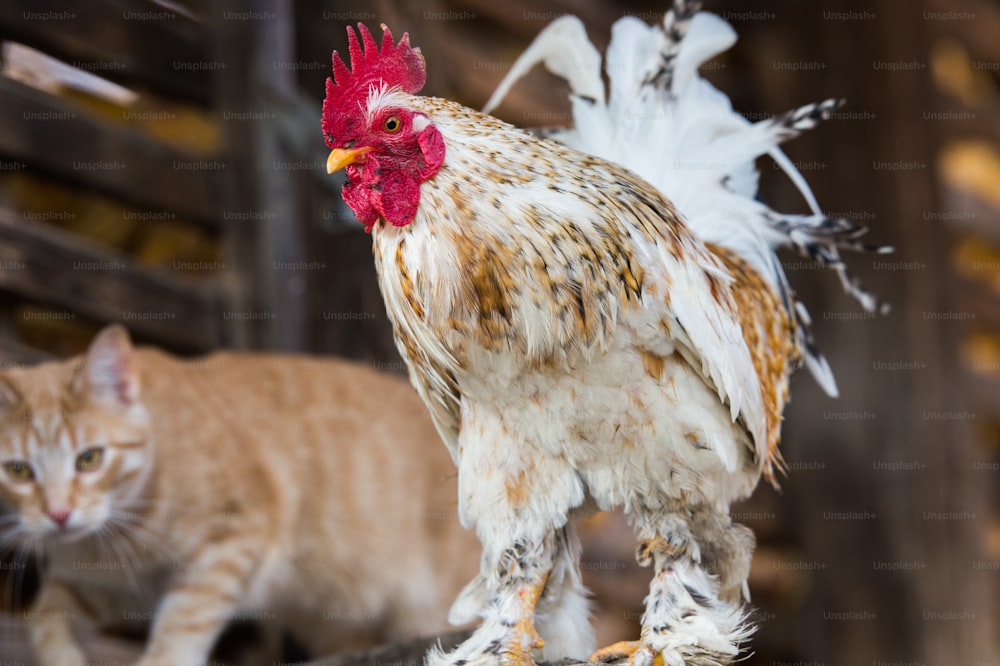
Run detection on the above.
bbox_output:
[372,94,792,478]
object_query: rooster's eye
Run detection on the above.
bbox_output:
[383,116,401,133]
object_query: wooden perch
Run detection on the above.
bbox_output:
[309,629,469,665]
[309,629,592,666]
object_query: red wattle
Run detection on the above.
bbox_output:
[342,160,381,232]
[377,169,422,227]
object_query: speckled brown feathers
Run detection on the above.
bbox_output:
[370,92,794,473]
[709,245,800,483]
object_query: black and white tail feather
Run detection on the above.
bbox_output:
[484,0,891,397]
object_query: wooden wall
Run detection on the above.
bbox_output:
[0,0,361,362]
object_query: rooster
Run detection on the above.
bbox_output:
[321,3,886,665]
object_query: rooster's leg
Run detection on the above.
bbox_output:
[428,535,555,666]
[507,570,548,661]
[590,513,751,666]
[533,524,596,660]
[431,419,589,666]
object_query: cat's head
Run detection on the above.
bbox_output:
[0,325,151,544]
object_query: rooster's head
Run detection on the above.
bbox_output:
[322,24,445,232]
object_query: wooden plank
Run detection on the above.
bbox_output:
[0,336,55,366]
[0,209,220,351]
[941,185,1000,244]
[313,630,471,666]
[0,76,221,228]
[730,0,996,663]
[0,0,210,104]
[956,277,1000,329]
[965,371,1000,418]
[925,0,1000,62]
[212,0,309,350]
[823,1,993,664]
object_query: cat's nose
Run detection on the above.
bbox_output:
[47,508,71,529]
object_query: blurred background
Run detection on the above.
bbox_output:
[0,0,997,663]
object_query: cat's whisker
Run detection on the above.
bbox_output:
[2,530,39,618]
[0,523,29,554]
[16,535,40,600]
[95,522,143,597]
[0,533,21,612]
[0,536,27,650]
[111,525,146,575]
[109,516,159,573]
[106,510,163,555]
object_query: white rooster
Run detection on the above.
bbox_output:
[321,2,888,664]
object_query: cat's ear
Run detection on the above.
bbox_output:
[74,325,140,405]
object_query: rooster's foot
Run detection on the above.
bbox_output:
[427,576,547,666]
[589,640,663,665]
[501,575,545,664]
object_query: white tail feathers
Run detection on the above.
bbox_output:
[483,16,603,114]
[484,0,889,397]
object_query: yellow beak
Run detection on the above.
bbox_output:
[326,146,372,174]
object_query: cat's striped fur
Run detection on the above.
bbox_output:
[0,325,478,665]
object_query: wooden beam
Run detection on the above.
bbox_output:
[957,277,1000,329]
[0,76,221,228]
[212,0,309,350]
[925,0,1000,62]
[312,630,471,666]
[0,209,220,351]
[0,336,55,365]
[942,185,1000,244]
[0,0,211,104]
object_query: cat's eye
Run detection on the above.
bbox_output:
[1,460,34,482]
[75,448,104,473]
[383,116,401,133]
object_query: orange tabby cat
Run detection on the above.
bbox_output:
[0,325,479,665]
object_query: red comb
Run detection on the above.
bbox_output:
[324,24,425,113]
